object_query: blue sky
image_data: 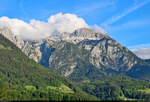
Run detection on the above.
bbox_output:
[0,0,150,49]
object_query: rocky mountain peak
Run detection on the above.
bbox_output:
[0,27,24,49]
[60,28,111,44]
[72,28,111,38]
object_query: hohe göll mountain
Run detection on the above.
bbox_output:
[0,0,150,101]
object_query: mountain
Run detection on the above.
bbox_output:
[0,34,98,101]
[126,61,150,81]
[1,28,150,100]
[47,41,109,81]
[1,27,150,81]
[70,28,139,72]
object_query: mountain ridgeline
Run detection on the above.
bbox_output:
[1,27,149,81]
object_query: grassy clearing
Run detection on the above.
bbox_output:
[47,84,74,94]
[25,85,36,91]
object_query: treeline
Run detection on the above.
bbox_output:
[77,75,150,100]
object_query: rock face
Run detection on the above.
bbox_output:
[48,41,93,77]
[78,37,138,72]
[0,27,147,79]
[60,28,111,44]
[22,41,42,62]
[60,28,139,72]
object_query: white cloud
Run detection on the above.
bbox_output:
[132,48,150,59]
[48,13,89,33]
[0,13,89,40]
[129,43,150,59]
[0,16,52,40]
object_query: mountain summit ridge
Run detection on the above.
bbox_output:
[1,27,150,81]
[60,28,111,44]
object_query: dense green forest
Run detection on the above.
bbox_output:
[0,34,98,101]
[76,75,150,100]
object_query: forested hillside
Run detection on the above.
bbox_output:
[77,75,150,100]
[0,34,98,101]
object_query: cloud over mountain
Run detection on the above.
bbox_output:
[0,13,90,40]
[48,13,89,33]
[132,48,150,59]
